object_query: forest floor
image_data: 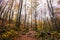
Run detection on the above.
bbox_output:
[14,28,38,40]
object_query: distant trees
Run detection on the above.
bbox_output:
[47,0,58,31]
[0,0,2,11]
[16,0,23,28]
[0,0,2,3]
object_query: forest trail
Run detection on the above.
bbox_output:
[14,30,37,40]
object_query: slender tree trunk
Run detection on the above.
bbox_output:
[24,0,27,27]
[0,0,9,19]
[16,0,23,28]
[47,0,57,31]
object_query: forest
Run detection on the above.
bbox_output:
[0,0,60,40]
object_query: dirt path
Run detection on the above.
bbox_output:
[14,30,37,40]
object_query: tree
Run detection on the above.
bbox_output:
[47,0,57,31]
[16,0,23,28]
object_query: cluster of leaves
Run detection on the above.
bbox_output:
[34,29,60,40]
[32,18,60,40]
[0,21,30,40]
[2,29,18,40]
[0,23,19,40]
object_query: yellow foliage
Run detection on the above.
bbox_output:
[2,33,8,37]
[37,25,43,31]
[2,29,18,38]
